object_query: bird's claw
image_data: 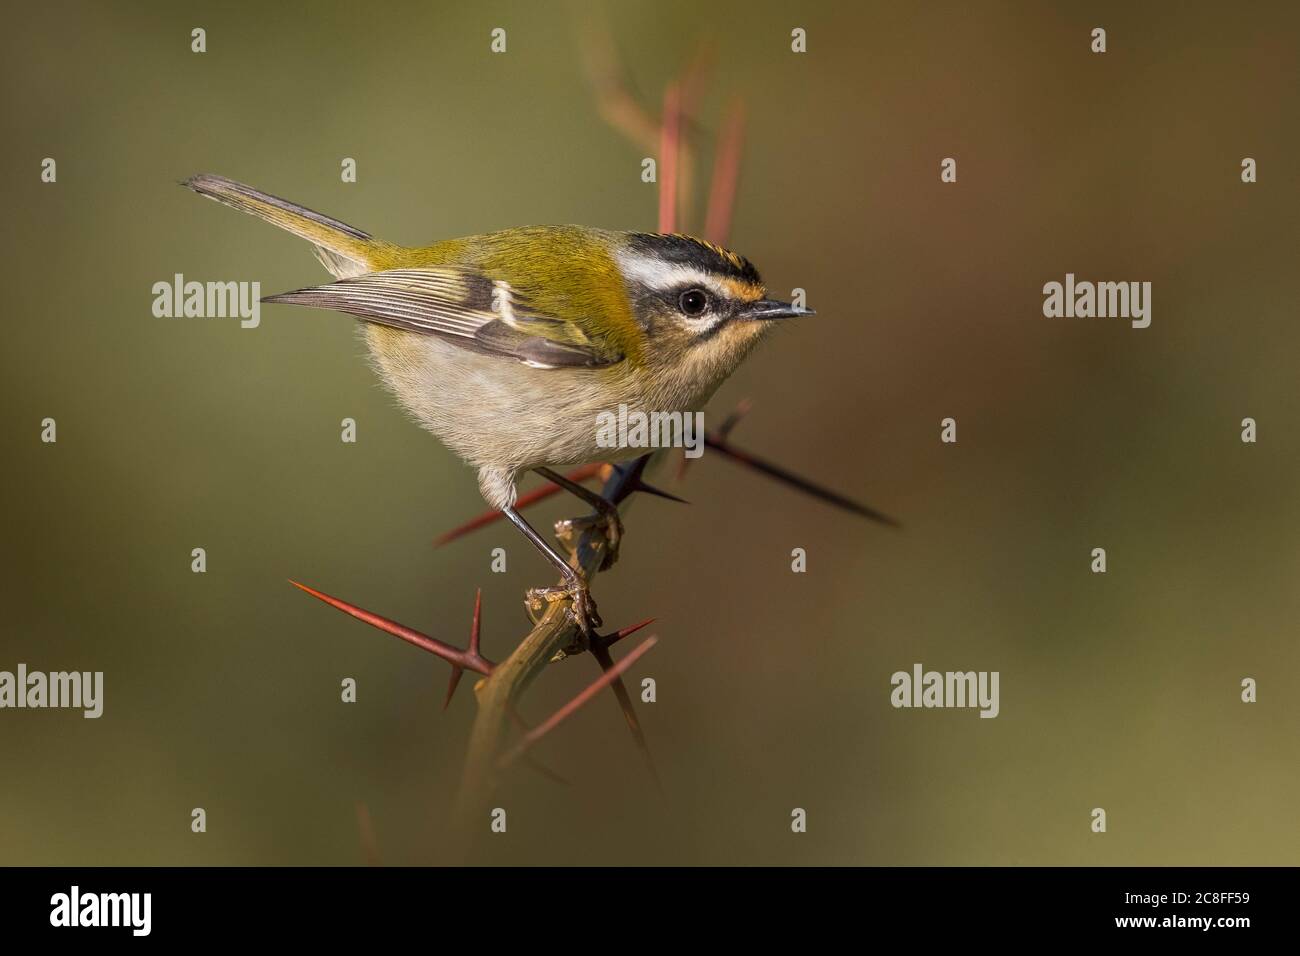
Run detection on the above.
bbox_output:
[526,579,603,657]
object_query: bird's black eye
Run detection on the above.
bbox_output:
[678,288,710,317]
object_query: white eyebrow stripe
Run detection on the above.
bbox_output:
[615,252,731,298]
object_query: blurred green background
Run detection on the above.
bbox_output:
[2,0,1297,865]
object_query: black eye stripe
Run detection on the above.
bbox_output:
[689,313,732,344]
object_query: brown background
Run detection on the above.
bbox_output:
[1,0,1297,864]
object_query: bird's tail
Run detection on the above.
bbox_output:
[181,173,390,278]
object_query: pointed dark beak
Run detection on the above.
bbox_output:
[743,299,813,320]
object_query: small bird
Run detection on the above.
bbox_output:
[184,174,808,640]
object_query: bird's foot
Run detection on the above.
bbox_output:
[526,578,603,658]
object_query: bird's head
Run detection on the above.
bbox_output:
[612,232,809,385]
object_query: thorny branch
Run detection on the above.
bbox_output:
[291,24,897,859]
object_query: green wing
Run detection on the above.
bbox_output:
[263,267,625,369]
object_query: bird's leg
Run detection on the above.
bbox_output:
[534,466,624,570]
[502,504,602,649]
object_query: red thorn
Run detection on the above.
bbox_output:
[658,83,681,233]
[498,636,659,768]
[597,617,655,651]
[442,667,463,712]
[703,434,901,527]
[704,97,746,245]
[434,509,510,546]
[677,39,716,117]
[290,580,494,675]
[469,588,482,657]
[719,398,754,437]
[591,642,662,791]
[507,707,571,786]
[680,398,751,480]
[434,463,605,546]
[445,588,484,711]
